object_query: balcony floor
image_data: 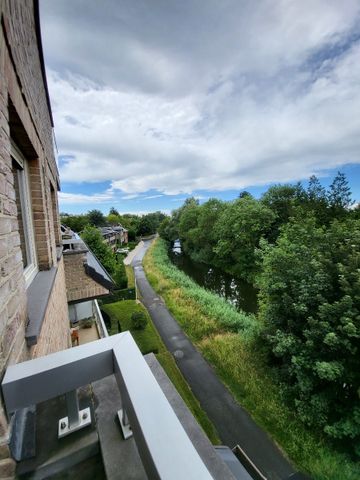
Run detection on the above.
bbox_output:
[16,386,102,479]
[77,324,100,345]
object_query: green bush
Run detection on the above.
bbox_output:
[113,261,127,289]
[131,311,148,330]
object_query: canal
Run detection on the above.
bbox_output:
[169,241,258,314]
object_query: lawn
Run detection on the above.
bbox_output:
[125,264,135,288]
[100,299,220,444]
[143,237,360,480]
[101,300,159,354]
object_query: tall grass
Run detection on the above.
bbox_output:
[143,238,360,480]
[146,238,259,338]
[125,264,135,288]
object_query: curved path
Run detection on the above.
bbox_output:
[131,239,297,480]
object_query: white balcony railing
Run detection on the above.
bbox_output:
[2,332,213,480]
[93,298,109,338]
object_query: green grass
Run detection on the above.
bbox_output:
[143,238,259,339]
[125,264,135,288]
[143,237,360,480]
[101,301,159,354]
[100,299,220,444]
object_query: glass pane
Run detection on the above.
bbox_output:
[13,166,29,269]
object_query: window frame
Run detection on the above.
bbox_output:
[11,141,38,287]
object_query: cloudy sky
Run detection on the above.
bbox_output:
[40,0,360,214]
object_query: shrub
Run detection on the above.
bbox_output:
[131,311,148,330]
[113,262,127,289]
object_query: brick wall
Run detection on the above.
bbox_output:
[5,0,58,184]
[0,1,71,474]
[31,258,71,358]
[64,252,109,302]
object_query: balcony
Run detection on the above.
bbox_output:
[2,331,243,479]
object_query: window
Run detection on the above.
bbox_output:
[11,141,38,287]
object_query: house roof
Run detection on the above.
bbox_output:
[62,231,115,291]
[84,247,114,290]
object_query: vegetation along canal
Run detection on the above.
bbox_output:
[169,241,258,314]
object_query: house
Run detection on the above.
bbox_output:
[100,225,128,252]
[100,227,118,252]
[62,231,114,336]
[113,225,128,245]
[0,2,243,479]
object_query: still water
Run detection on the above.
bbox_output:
[169,241,258,314]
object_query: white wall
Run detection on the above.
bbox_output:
[68,301,93,323]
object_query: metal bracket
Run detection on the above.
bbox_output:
[58,407,91,438]
[117,408,133,439]
[58,390,91,438]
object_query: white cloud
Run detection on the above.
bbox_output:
[121,194,140,200]
[42,1,360,197]
[144,194,164,200]
[58,191,113,204]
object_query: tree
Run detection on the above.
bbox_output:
[178,198,200,255]
[120,213,141,232]
[350,203,360,220]
[238,191,253,199]
[107,213,120,225]
[88,209,105,227]
[213,197,276,282]
[60,213,89,233]
[158,217,171,240]
[307,175,326,202]
[261,183,305,241]
[138,215,154,236]
[109,207,119,216]
[328,172,353,217]
[81,225,115,276]
[259,216,360,454]
[305,175,329,225]
[158,214,179,242]
[191,198,226,264]
[143,211,167,234]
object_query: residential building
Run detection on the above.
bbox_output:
[0,2,246,479]
[100,226,128,252]
[0,0,72,474]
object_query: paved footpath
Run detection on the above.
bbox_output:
[131,239,300,480]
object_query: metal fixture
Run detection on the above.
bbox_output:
[2,332,213,480]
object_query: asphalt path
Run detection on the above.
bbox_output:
[132,239,296,480]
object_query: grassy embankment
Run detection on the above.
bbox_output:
[125,264,135,288]
[101,265,219,444]
[142,237,360,480]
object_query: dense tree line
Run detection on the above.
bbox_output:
[60,208,166,239]
[159,173,360,455]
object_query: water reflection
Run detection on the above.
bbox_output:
[169,241,258,314]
